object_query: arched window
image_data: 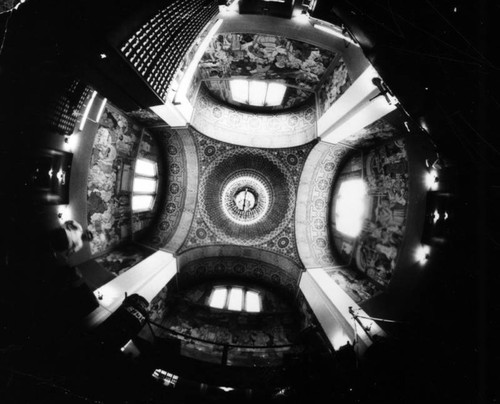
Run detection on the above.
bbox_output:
[229,80,287,107]
[208,286,261,313]
[132,158,158,212]
[335,178,367,238]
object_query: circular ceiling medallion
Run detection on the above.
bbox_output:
[221,171,272,225]
[199,148,295,246]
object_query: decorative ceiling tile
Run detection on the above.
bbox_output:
[178,257,299,296]
[191,86,317,148]
[178,128,315,267]
[146,128,188,248]
[304,142,351,266]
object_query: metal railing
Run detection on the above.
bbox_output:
[145,319,300,366]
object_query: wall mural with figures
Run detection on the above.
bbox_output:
[317,58,351,117]
[95,243,153,276]
[148,281,304,366]
[86,103,159,255]
[331,137,409,288]
[196,33,336,110]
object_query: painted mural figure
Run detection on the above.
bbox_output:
[198,33,337,109]
[86,105,144,255]
[331,136,409,294]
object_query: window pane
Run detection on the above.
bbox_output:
[133,177,157,193]
[135,159,156,177]
[248,81,267,106]
[245,291,261,312]
[266,82,287,106]
[209,288,227,309]
[227,287,243,311]
[335,179,367,237]
[230,80,248,104]
[132,195,154,211]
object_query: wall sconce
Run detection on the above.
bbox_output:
[57,204,70,221]
[415,245,430,265]
[56,169,66,185]
[425,169,439,190]
[370,77,398,106]
[432,209,440,224]
[64,131,82,152]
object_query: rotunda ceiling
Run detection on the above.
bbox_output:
[178,128,316,267]
[199,148,295,245]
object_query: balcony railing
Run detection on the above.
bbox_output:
[144,319,301,367]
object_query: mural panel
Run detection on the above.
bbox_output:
[317,59,352,117]
[86,105,160,255]
[332,138,409,288]
[299,141,383,304]
[86,105,141,254]
[95,243,153,276]
[197,33,336,109]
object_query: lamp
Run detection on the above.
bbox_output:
[415,245,430,265]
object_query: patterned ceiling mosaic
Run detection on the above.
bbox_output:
[305,143,351,266]
[178,129,315,266]
[178,257,299,296]
[317,58,351,117]
[146,128,189,248]
[191,86,317,146]
[197,33,336,109]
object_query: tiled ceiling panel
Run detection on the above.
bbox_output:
[178,128,316,267]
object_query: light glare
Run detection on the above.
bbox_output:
[79,91,97,130]
[229,80,287,107]
[133,177,157,193]
[425,170,439,190]
[135,159,157,177]
[266,82,287,106]
[96,98,108,123]
[132,195,154,211]
[230,80,249,104]
[416,245,430,264]
[335,179,367,237]
[227,287,243,311]
[313,24,358,46]
[245,291,261,312]
[209,288,227,309]
[248,80,267,106]
[433,210,440,224]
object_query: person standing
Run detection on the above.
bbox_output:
[50,220,93,257]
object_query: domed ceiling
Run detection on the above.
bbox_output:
[196,33,346,111]
[177,128,315,267]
